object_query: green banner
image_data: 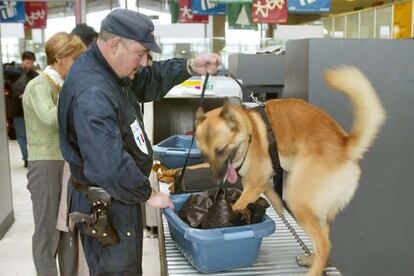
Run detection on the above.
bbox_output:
[170,1,179,23]
[227,3,257,30]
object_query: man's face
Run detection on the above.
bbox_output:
[22,58,35,72]
[113,38,149,79]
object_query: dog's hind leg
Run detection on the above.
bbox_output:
[285,158,334,276]
[294,206,331,276]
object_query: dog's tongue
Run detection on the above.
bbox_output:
[227,164,238,184]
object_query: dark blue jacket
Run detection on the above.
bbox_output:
[58,42,190,274]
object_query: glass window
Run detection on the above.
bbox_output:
[346,13,359,38]
[360,9,375,38]
[1,38,20,64]
[333,16,345,38]
[322,17,333,38]
[376,6,392,39]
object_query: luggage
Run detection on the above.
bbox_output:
[163,193,276,273]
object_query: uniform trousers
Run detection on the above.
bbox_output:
[75,197,144,276]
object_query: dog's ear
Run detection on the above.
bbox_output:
[225,96,242,106]
[220,101,238,131]
[223,97,230,105]
[195,107,206,126]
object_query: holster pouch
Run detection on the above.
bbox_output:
[70,179,120,246]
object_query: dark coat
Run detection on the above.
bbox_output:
[58,42,191,275]
[4,67,38,118]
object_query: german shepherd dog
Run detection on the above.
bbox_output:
[195,66,385,276]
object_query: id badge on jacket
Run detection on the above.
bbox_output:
[130,119,148,155]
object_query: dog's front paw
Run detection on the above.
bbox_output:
[233,208,252,224]
[296,254,314,267]
[232,200,248,212]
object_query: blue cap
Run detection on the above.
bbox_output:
[101,9,161,53]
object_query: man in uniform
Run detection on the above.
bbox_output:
[58,9,220,275]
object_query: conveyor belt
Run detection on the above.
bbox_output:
[160,206,342,275]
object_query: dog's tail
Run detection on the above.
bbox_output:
[324,66,385,160]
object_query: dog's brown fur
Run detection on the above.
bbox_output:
[195,66,385,276]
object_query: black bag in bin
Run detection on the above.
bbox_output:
[173,166,242,194]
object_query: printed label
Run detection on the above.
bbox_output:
[130,119,148,155]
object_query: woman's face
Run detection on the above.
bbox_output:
[56,55,77,79]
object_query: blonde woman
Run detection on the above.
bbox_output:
[23,32,86,276]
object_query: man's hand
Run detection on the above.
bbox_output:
[146,191,174,209]
[188,53,221,75]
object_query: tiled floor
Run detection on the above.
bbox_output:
[0,140,160,276]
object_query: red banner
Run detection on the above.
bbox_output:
[252,0,287,24]
[178,0,208,23]
[24,2,48,29]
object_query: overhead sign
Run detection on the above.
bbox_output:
[192,0,226,15]
[0,1,25,23]
[252,0,287,23]
[170,1,179,23]
[288,0,330,13]
[24,2,47,29]
[228,3,257,30]
[179,0,209,23]
[210,0,252,3]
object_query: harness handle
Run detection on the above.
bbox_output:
[176,74,210,189]
[217,67,264,106]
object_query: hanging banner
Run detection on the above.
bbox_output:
[24,2,47,29]
[252,0,287,23]
[228,3,257,30]
[288,0,330,13]
[170,1,179,23]
[179,0,208,23]
[211,0,252,3]
[0,1,25,23]
[192,0,226,15]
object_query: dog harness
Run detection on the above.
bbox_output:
[233,134,251,173]
[252,105,284,197]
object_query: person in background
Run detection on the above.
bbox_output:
[71,23,98,47]
[22,32,86,276]
[58,9,220,275]
[3,61,20,140]
[9,51,38,167]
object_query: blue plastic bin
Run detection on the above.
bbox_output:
[163,193,276,273]
[153,135,203,168]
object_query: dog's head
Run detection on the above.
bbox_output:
[195,101,248,185]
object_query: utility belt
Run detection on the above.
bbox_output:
[69,178,120,246]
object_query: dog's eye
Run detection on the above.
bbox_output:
[215,147,226,157]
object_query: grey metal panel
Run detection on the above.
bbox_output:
[284,39,310,101]
[228,53,285,86]
[0,38,14,239]
[162,207,341,275]
[285,38,414,275]
[153,98,225,144]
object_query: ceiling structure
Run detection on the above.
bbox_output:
[330,0,393,14]
[45,0,394,17]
